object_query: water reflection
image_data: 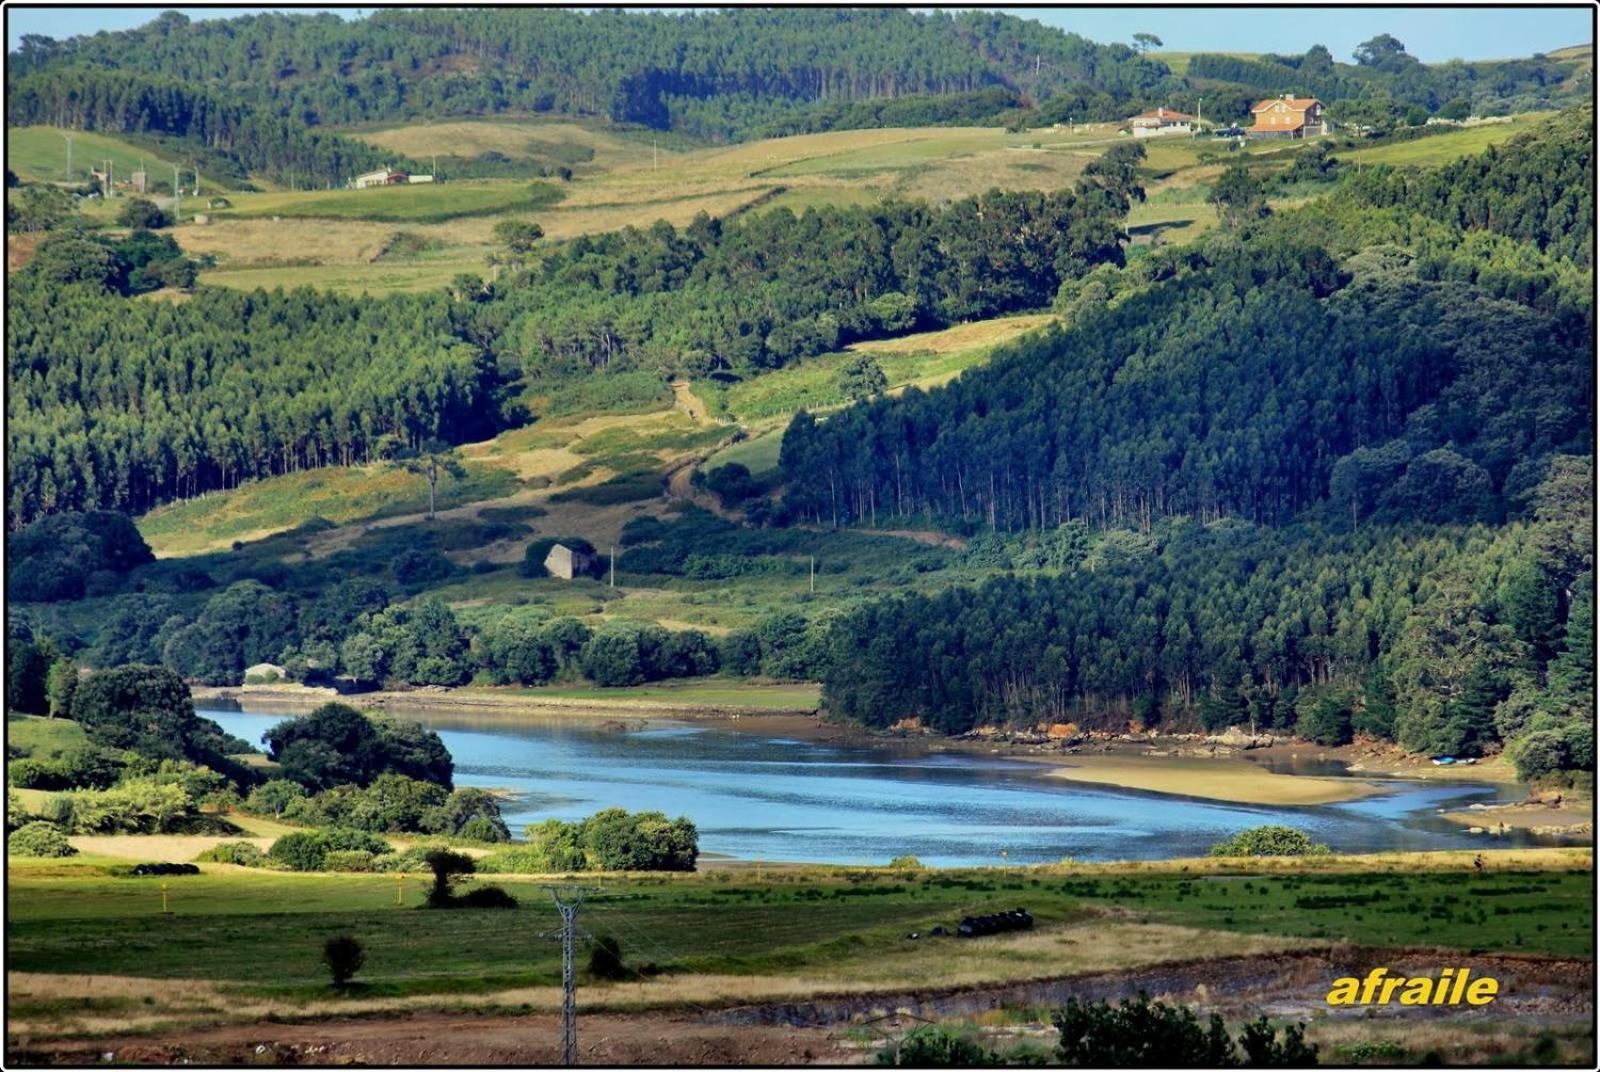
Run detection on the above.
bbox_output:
[203,706,1553,868]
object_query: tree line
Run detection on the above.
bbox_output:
[494,155,1142,381]
[8,8,1169,141]
[6,268,510,527]
[779,237,1589,532]
[5,66,404,188]
[820,482,1592,778]
[778,116,1594,533]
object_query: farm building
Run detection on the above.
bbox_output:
[1249,96,1326,138]
[1129,107,1200,138]
[353,166,409,189]
[544,542,596,581]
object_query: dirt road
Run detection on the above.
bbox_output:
[13,950,1590,1066]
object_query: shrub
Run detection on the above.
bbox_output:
[1053,996,1236,1066]
[1208,825,1330,858]
[9,821,76,858]
[889,854,923,870]
[195,841,266,867]
[371,843,448,873]
[587,935,628,980]
[454,885,519,909]
[269,831,332,872]
[269,828,390,871]
[323,935,365,989]
[325,850,378,872]
[878,1025,994,1066]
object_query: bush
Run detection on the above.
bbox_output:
[324,935,365,989]
[1053,996,1236,1066]
[325,850,378,872]
[118,198,169,229]
[587,935,628,981]
[454,885,520,909]
[1208,825,1330,858]
[9,821,76,857]
[269,828,390,871]
[889,854,923,870]
[269,831,332,872]
[195,841,266,867]
[878,1025,994,1066]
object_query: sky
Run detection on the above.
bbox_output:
[6,5,1594,62]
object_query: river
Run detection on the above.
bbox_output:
[203,705,1537,868]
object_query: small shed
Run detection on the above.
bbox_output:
[545,542,595,581]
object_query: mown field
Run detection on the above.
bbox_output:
[6,853,1590,999]
[6,126,186,186]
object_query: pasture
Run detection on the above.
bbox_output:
[206,180,566,224]
[5,853,1590,1002]
[1345,112,1554,167]
[7,126,185,186]
[722,313,1056,423]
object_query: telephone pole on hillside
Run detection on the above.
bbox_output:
[173,164,182,223]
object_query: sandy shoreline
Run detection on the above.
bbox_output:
[1035,754,1381,805]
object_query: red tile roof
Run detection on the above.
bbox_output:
[1252,97,1321,113]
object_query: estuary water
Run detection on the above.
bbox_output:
[203,705,1536,868]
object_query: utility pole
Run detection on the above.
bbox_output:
[809,555,815,594]
[173,164,181,223]
[609,546,615,588]
[545,886,592,1066]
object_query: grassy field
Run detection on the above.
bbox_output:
[137,462,521,557]
[208,180,566,224]
[5,853,1590,1001]
[722,314,1056,423]
[1347,113,1553,167]
[351,116,668,176]
[6,126,186,186]
[8,713,89,760]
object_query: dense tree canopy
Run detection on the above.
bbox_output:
[6,275,510,527]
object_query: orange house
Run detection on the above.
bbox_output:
[1249,95,1325,138]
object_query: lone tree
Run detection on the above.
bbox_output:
[323,935,365,989]
[492,219,545,268]
[117,198,169,230]
[837,355,888,402]
[1209,162,1271,229]
[384,437,465,521]
[1132,32,1163,53]
[423,847,476,907]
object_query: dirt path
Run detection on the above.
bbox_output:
[9,1010,853,1066]
[671,379,711,422]
[13,950,1590,1066]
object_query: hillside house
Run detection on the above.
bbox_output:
[544,542,596,581]
[1249,96,1325,138]
[353,166,409,189]
[1129,107,1199,138]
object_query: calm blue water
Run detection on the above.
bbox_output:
[204,706,1532,868]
